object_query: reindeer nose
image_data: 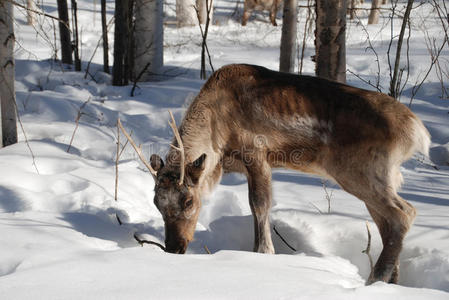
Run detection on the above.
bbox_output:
[165,238,188,254]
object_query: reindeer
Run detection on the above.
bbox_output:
[242,0,283,26]
[147,64,430,284]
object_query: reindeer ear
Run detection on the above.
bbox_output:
[186,153,207,185]
[150,154,164,172]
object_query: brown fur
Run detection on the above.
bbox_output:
[151,64,430,284]
[242,0,282,26]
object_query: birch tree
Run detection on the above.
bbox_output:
[176,0,196,27]
[26,0,36,25]
[315,0,347,83]
[0,1,17,147]
[133,0,163,80]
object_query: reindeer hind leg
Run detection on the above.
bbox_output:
[331,162,415,284]
[365,194,416,284]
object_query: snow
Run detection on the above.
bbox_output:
[1,0,448,298]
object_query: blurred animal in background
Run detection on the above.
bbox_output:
[242,0,283,26]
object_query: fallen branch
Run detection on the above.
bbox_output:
[273,225,297,252]
[134,233,166,251]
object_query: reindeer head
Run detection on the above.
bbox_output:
[150,152,206,254]
[149,111,207,254]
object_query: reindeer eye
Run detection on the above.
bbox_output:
[184,197,193,209]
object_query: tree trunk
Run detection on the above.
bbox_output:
[196,0,213,25]
[315,0,347,83]
[368,0,380,25]
[176,0,196,27]
[71,0,81,71]
[279,0,298,73]
[349,0,355,20]
[57,0,73,65]
[125,0,134,82]
[101,0,109,73]
[133,0,163,81]
[26,0,36,25]
[0,1,17,147]
[113,0,130,86]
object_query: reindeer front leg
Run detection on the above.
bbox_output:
[246,161,275,254]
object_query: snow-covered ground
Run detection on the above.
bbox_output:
[1,0,448,298]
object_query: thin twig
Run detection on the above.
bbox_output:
[133,233,166,251]
[17,109,39,174]
[204,245,211,254]
[409,34,447,106]
[273,225,297,252]
[117,118,157,177]
[130,62,151,97]
[115,119,120,201]
[0,70,39,174]
[116,214,122,225]
[347,69,381,91]
[7,0,70,30]
[355,13,382,92]
[84,16,114,79]
[309,201,323,214]
[299,0,312,75]
[321,180,334,214]
[362,221,374,274]
[67,98,91,153]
